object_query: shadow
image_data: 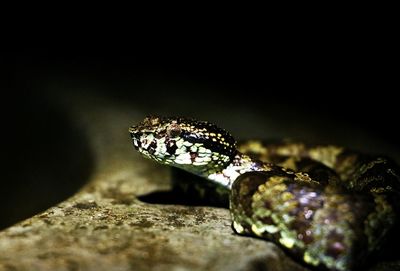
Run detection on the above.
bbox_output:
[138,169,229,208]
[1,93,94,230]
[138,190,222,207]
[366,227,400,271]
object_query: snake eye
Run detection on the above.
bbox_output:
[167,122,182,138]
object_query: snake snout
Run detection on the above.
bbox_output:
[128,126,142,150]
[128,126,138,134]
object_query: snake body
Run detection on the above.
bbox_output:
[129,116,400,271]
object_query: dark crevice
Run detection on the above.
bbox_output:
[137,190,224,207]
[1,92,94,230]
[138,169,229,208]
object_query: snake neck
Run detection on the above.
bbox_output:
[206,152,269,189]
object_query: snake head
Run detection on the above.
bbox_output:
[129,116,237,175]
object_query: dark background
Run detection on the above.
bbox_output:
[1,43,398,229]
[5,45,398,146]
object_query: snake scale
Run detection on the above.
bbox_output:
[129,116,400,271]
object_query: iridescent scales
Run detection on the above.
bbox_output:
[230,171,375,270]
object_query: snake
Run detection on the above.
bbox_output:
[128,116,400,271]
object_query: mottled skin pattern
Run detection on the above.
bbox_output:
[129,116,400,271]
